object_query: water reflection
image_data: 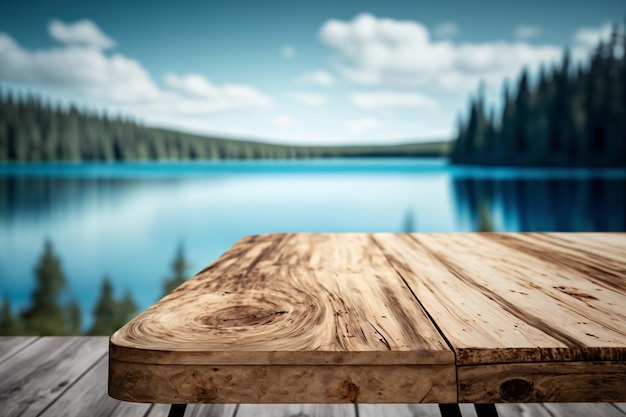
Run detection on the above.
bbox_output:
[0,177,176,228]
[453,178,626,232]
[2,161,626,333]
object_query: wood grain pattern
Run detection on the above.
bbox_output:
[542,403,626,417]
[145,403,237,417]
[40,355,150,417]
[0,337,623,416]
[109,361,455,403]
[236,404,355,417]
[111,234,452,366]
[458,361,626,403]
[0,336,39,364]
[0,337,107,417]
[358,404,442,417]
[110,232,626,404]
[373,233,626,365]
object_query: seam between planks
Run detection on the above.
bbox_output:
[368,234,457,355]
[369,233,460,403]
[609,404,626,416]
[0,337,41,366]
[141,404,157,417]
[540,404,558,417]
[33,351,108,417]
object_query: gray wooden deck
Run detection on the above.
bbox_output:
[1,337,625,417]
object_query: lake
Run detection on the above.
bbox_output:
[2,158,626,329]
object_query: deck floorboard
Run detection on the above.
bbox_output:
[0,337,624,417]
[0,336,40,365]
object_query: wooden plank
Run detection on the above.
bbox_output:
[111,234,453,367]
[185,404,236,417]
[358,404,441,417]
[0,337,39,364]
[0,337,108,417]
[236,404,355,417]
[493,404,553,417]
[372,233,567,364]
[458,361,626,403]
[359,403,559,417]
[146,403,237,417]
[422,233,626,364]
[144,404,171,417]
[108,361,455,404]
[480,233,626,298]
[134,402,626,417]
[39,355,149,417]
[261,233,391,270]
[373,233,626,365]
[542,403,626,417]
[544,233,626,265]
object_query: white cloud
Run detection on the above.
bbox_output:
[0,32,161,102]
[350,91,438,111]
[345,117,381,137]
[435,22,459,38]
[572,23,613,50]
[296,70,335,86]
[274,115,295,128]
[48,19,115,50]
[571,22,621,62]
[164,73,274,111]
[286,91,329,106]
[319,13,562,95]
[281,44,296,59]
[515,25,541,41]
[0,22,274,116]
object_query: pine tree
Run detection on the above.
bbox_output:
[115,290,138,329]
[500,83,516,162]
[22,240,68,335]
[89,278,138,335]
[513,69,531,156]
[163,243,190,296]
[89,277,117,335]
[403,210,415,232]
[66,298,82,335]
[477,203,495,232]
[0,294,23,335]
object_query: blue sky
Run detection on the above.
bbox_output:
[0,0,623,145]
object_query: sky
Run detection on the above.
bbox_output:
[0,0,623,145]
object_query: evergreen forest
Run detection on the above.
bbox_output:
[0,91,448,162]
[0,240,190,336]
[451,23,626,166]
[2,24,624,166]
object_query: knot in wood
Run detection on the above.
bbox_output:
[500,378,533,401]
[339,379,359,403]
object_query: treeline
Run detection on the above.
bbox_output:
[0,240,190,336]
[452,23,626,166]
[0,91,449,162]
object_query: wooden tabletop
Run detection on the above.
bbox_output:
[109,233,626,404]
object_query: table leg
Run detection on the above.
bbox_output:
[438,404,462,417]
[475,404,499,417]
[167,404,187,417]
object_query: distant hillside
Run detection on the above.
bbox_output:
[0,93,449,162]
[451,23,626,167]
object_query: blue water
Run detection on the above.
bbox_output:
[1,158,625,329]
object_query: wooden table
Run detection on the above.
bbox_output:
[109,233,626,417]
